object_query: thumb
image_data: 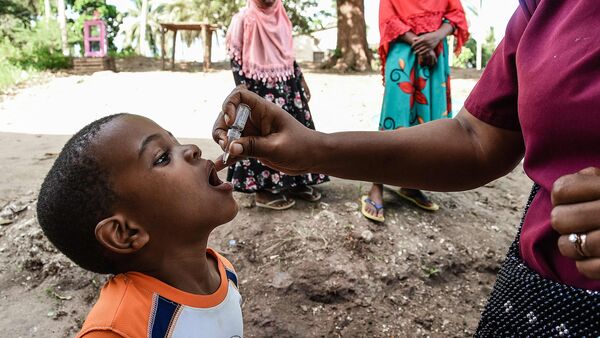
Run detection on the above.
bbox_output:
[228,135,275,159]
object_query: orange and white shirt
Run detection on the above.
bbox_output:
[77,249,243,338]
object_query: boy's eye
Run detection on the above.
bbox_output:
[153,152,171,166]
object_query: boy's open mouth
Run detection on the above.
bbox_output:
[207,161,224,187]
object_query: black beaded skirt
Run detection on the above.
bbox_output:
[475,185,600,337]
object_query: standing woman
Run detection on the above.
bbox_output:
[362,0,469,222]
[225,0,329,210]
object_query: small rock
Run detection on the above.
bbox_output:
[271,271,293,289]
[314,210,337,224]
[361,230,374,242]
[344,202,359,211]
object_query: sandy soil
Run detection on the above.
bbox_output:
[0,60,532,337]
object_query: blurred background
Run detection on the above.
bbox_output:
[1,0,518,92]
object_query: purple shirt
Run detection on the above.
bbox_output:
[465,0,600,290]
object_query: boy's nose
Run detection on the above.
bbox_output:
[183,144,201,161]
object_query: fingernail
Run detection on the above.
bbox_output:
[224,114,230,124]
[231,143,243,155]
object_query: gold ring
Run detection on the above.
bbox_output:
[580,234,588,256]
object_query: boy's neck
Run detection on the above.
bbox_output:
[135,239,222,295]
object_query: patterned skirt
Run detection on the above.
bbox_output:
[476,185,600,337]
[379,39,452,130]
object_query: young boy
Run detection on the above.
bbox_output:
[36,113,243,337]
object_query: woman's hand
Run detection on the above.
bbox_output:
[552,167,600,279]
[418,50,438,68]
[212,86,321,174]
[412,32,442,56]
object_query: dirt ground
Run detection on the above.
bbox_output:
[0,59,532,337]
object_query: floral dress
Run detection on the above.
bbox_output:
[227,59,329,193]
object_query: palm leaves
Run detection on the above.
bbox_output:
[161,0,243,46]
[123,0,165,55]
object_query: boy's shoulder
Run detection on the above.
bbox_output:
[77,249,242,338]
[76,274,154,338]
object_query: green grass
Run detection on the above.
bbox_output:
[0,59,35,93]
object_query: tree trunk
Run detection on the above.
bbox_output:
[329,0,372,72]
[44,0,51,23]
[56,0,68,56]
[201,26,212,71]
[475,0,483,70]
[139,0,149,55]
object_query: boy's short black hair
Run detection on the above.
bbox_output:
[37,113,124,274]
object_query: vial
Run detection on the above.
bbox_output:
[223,103,251,164]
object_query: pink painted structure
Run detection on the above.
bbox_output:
[83,17,107,57]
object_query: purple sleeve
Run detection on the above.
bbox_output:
[464,8,529,131]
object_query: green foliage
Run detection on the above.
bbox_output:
[108,45,138,58]
[452,29,496,68]
[0,19,69,91]
[0,0,36,40]
[421,265,440,278]
[162,0,245,46]
[123,0,165,56]
[452,44,475,68]
[0,57,33,93]
[0,0,33,23]
[1,21,71,70]
[68,0,124,52]
[283,0,331,35]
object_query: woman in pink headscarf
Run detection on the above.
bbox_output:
[225,0,329,210]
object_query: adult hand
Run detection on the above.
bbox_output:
[552,167,600,279]
[412,32,442,56]
[212,86,321,174]
[418,50,438,68]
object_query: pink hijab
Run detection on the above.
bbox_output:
[226,0,295,82]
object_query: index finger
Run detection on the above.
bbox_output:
[221,85,263,124]
[211,109,228,147]
[551,200,600,234]
[552,168,600,206]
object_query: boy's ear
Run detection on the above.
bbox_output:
[95,214,149,254]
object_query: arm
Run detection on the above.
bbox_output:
[214,10,529,191]
[213,88,524,192]
[398,31,419,45]
[313,108,524,191]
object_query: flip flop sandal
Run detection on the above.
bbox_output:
[289,186,322,202]
[394,189,439,211]
[255,195,296,210]
[360,195,385,222]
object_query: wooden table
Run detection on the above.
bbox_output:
[159,22,219,71]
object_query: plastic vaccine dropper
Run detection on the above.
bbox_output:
[223,103,251,164]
